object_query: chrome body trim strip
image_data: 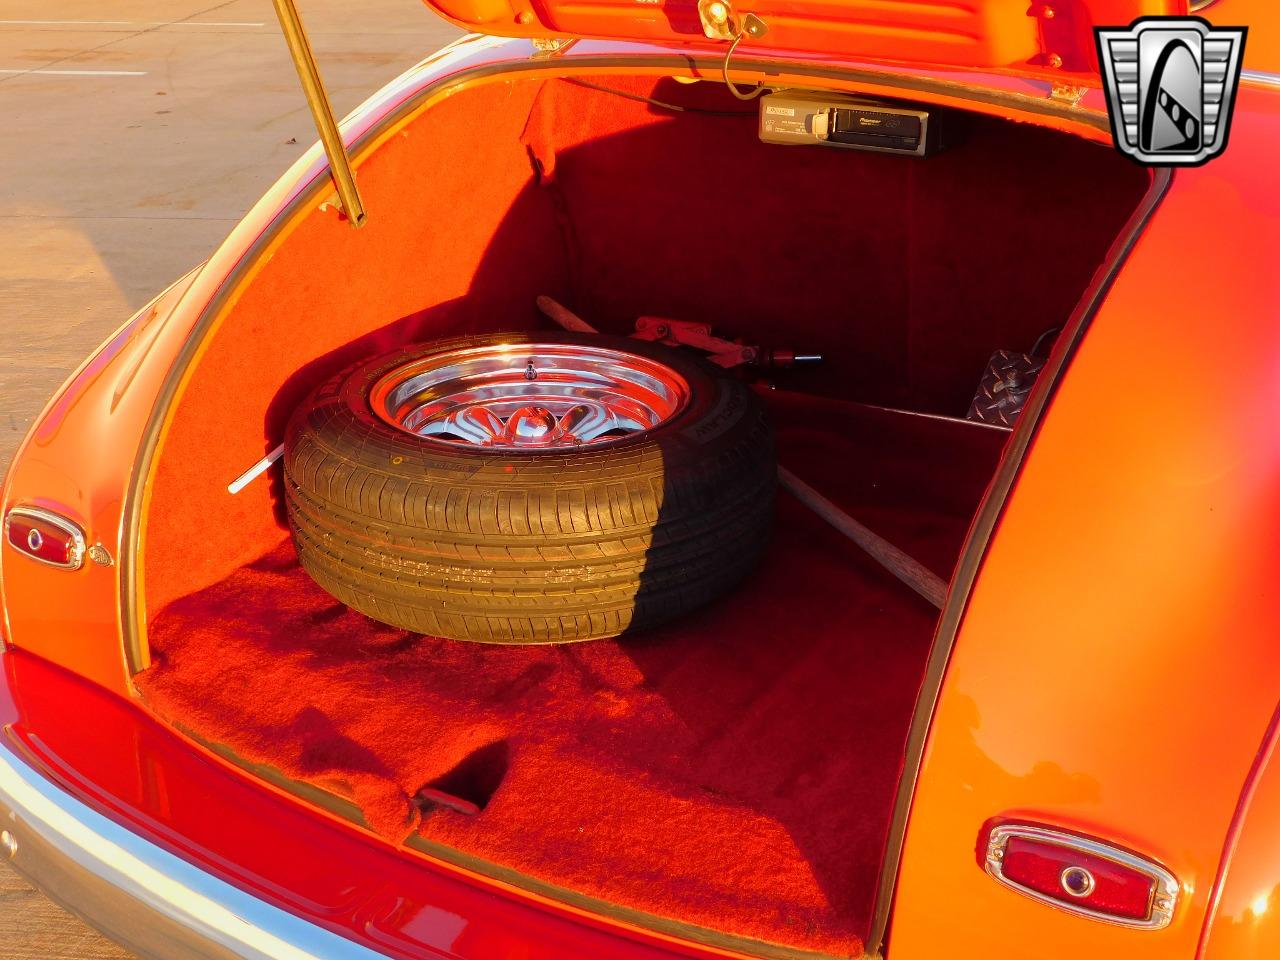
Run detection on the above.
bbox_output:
[1242,70,1280,89]
[985,823,1179,930]
[0,743,385,960]
[3,505,86,571]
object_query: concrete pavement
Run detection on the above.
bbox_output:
[1,0,462,474]
[0,1,462,954]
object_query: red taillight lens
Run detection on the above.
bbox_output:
[1002,835,1153,919]
[984,823,1178,929]
[3,506,85,570]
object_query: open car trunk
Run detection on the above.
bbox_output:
[136,73,1152,959]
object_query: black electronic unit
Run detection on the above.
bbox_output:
[759,91,949,157]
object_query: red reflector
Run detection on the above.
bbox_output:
[4,506,86,570]
[984,824,1178,929]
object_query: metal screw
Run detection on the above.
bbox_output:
[88,543,114,567]
[1047,53,1064,69]
[742,12,769,38]
[1042,5,1056,18]
[524,361,537,382]
[1,831,16,859]
[26,528,43,552]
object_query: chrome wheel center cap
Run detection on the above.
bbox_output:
[504,405,559,444]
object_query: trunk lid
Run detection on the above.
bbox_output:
[423,0,1187,77]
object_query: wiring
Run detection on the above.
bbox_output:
[721,32,766,101]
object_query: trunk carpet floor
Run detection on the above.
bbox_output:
[139,393,1006,958]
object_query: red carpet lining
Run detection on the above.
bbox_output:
[142,72,1150,617]
[139,394,1006,958]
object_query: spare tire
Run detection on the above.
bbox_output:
[283,331,775,644]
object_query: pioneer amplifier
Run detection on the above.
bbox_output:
[759,91,947,157]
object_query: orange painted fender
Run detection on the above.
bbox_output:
[888,82,1280,959]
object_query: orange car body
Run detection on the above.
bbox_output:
[2,0,1279,957]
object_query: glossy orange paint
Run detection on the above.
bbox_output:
[0,271,197,688]
[0,20,1276,960]
[1200,704,1280,960]
[1210,0,1280,73]
[887,81,1280,959]
[422,0,1186,80]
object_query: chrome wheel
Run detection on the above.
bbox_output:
[370,342,690,449]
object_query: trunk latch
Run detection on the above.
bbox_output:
[696,0,770,101]
[697,0,759,41]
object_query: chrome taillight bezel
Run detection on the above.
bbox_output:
[984,823,1179,930]
[3,505,87,571]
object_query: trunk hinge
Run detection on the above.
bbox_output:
[1049,81,1089,106]
[531,37,577,58]
[269,0,367,228]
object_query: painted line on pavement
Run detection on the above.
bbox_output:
[0,19,263,26]
[0,68,148,76]
[160,21,265,27]
[0,19,131,25]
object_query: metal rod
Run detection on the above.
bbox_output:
[227,444,285,495]
[269,0,366,227]
[536,295,598,333]
[778,466,947,610]
[531,295,941,607]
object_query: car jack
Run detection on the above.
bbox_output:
[536,296,822,370]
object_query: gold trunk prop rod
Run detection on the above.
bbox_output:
[270,0,367,227]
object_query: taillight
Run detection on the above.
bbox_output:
[3,506,86,570]
[984,823,1178,929]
